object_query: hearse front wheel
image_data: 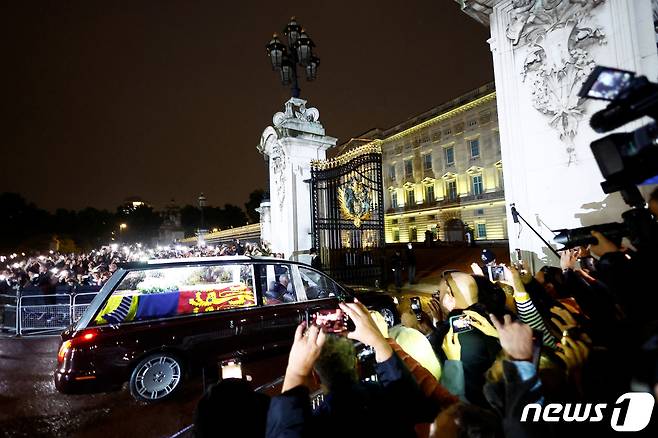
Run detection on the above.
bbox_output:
[129,353,183,402]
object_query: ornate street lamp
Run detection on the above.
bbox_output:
[283,17,301,47]
[306,56,320,81]
[266,34,286,70]
[295,30,314,66]
[265,17,320,98]
[280,56,294,85]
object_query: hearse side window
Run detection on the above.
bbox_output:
[93,264,256,325]
[259,264,297,305]
[298,266,338,300]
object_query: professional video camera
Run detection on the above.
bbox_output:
[554,66,658,251]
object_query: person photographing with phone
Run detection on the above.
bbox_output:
[266,299,438,438]
[423,271,503,407]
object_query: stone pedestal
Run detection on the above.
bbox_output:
[258,98,337,259]
[457,0,658,267]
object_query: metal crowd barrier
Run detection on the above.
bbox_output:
[72,292,99,323]
[19,294,72,336]
[0,293,18,335]
[0,287,101,337]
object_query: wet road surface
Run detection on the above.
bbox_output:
[0,335,201,438]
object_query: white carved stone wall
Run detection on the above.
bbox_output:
[258,98,337,259]
[459,0,658,267]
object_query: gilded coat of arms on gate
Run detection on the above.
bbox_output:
[338,176,372,227]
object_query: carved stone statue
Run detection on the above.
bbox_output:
[507,0,606,163]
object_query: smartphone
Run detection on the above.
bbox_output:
[220,359,242,379]
[410,296,422,320]
[312,308,347,333]
[487,265,505,282]
[449,313,474,334]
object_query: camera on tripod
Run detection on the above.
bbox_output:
[553,66,658,251]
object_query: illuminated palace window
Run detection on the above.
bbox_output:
[392,228,400,241]
[425,185,435,203]
[389,164,396,180]
[472,175,483,195]
[409,226,417,242]
[446,180,457,200]
[444,146,455,166]
[477,223,487,238]
[407,189,415,205]
[391,192,398,208]
[404,159,413,177]
[423,153,432,170]
[469,139,480,158]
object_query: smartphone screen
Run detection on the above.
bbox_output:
[312,308,346,333]
[221,359,242,379]
[449,314,473,334]
[410,297,421,314]
[487,265,505,282]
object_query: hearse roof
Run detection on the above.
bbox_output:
[119,255,298,269]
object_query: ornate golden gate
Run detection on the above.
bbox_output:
[310,142,385,286]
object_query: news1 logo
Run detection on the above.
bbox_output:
[521,392,655,432]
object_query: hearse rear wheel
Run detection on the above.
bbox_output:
[129,353,183,402]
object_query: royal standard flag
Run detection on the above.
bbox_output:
[95,294,139,325]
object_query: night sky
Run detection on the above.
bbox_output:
[3,1,492,212]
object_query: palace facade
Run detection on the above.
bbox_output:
[340,83,506,244]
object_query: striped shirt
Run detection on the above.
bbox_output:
[514,292,558,349]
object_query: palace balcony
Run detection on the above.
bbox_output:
[386,189,504,214]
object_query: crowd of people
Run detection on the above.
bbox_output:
[194,228,658,436]
[0,240,271,295]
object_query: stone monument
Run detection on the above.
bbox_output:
[258,97,337,259]
[455,0,658,267]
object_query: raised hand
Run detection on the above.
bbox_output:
[282,322,326,392]
[442,329,461,360]
[470,262,484,276]
[339,299,393,362]
[560,248,579,271]
[556,336,589,370]
[490,314,533,362]
[556,335,590,396]
[427,297,444,327]
[501,264,526,293]
[549,306,577,334]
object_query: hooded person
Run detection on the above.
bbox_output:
[430,271,502,407]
